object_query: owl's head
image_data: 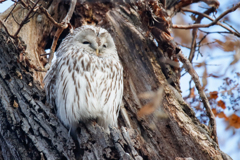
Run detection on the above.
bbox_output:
[70,25,117,58]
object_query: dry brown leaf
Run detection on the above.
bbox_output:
[214,36,240,52]
[137,102,156,118]
[138,87,165,118]
[214,39,234,52]
[190,88,195,98]
[209,91,218,100]
[198,32,210,49]
[217,112,228,121]
[214,39,223,46]
[230,49,240,65]
[138,92,155,99]
[172,14,191,45]
[212,108,217,116]
[217,100,226,109]
[194,62,204,68]
[228,114,240,129]
[195,102,203,111]
[236,72,240,77]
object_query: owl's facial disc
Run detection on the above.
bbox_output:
[97,32,116,57]
[75,28,116,57]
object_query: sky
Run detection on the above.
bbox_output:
[174,1,240,159]
[0,1,240,159]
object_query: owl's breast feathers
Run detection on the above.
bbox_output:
[44,47,123,130]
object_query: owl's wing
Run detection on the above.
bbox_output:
[50,51,99,128]
[98,60,123,128]
[111,62,124,125]
[44,59,59,108]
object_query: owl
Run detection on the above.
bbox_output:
[44,25,123,132]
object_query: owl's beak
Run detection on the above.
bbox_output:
[96,49,99,56]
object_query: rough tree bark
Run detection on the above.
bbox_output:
[0,0,233,160]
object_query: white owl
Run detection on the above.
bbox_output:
[44,25,123,132]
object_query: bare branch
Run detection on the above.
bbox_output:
[0,20,15,38]
[188,8,215,62]
[210,2,240,26]
[45,0,76,69]
[4,1,18,22]
[17,0,30,9]
[178,51,218,144]
[62,0,77,23]
[11,13,20,25]
[45,28,64,69]
[173,2,240,37]
[14,0,41,38]
[189,28,197,62]
[38,6,67,28]
[198,41,216,47]
[174,0,219,11]
[222,20,239,34]
[180,8,240,37]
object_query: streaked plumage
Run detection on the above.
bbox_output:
[44,25,123,132]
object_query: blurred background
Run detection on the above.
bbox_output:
[172,1,240,159]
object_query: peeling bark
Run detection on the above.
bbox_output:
[0,1,233,160]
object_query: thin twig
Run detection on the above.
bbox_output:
[210,2,240,26]
[38,6,66,28]
[173,2,240,37]
[198,29,230,35]
[188,8,215,62]
[4,1,18,22]
[198,41,216,47]
[0,20,15,38]
[11,13,20,25]
[14,0,41,38]
[40,53,50,56]
[222,20,239,34]
[62,0,77,24]
[44,0,76,69]
[178,51,218,144]
[15,0,29,8]
[196,33,209,58]
[175,42,191,49]
[179,8,240,37]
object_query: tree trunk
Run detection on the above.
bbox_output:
[0,1,232,160]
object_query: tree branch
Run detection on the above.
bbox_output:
[188,8,215,63]
[173,2,240,37]
[13,0,40,38]
[4,1,18,22]
[44,0,76,70]
[0,20,15,38]
[38,6,66,28]
[174,0,219,11]
[181,8,240,37]
[177,51,218,144]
